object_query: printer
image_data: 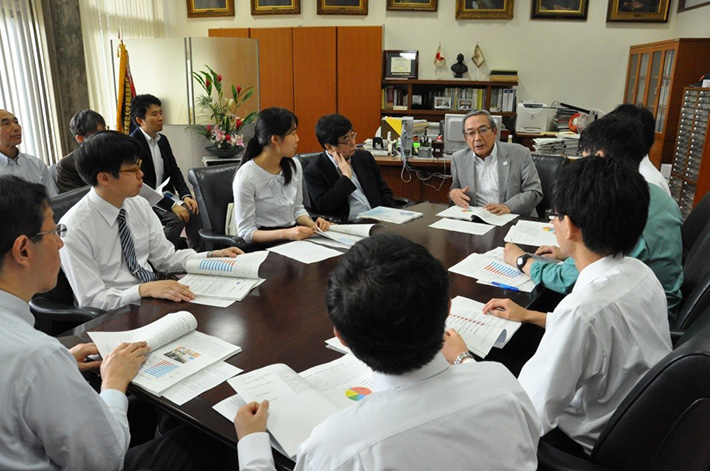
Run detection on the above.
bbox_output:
[515,103,556,133]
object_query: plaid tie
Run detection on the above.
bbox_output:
[117,208,157,283]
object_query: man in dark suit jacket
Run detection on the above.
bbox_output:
[130,94,202,250]
[305,114,395,222]
[56,109,105,193]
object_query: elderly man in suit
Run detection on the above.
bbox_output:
[449,110,542,216]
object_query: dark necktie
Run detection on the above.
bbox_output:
[117,208,157,283]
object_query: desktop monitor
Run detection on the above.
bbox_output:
[443,113,502,155]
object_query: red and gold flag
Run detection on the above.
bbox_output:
[116,41,136,134]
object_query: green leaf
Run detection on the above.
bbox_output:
[231,84,238,102]
[242,111,258,124]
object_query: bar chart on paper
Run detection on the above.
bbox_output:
[145,360,180,378]
[483,260,521,279]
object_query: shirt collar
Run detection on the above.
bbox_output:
[0,149,22,167]
[473,142,498,164]
[88,187,122,226]
[139,127,161,144]
[0,290,34,326]
[372,353,449,392]
[573,255,625,292]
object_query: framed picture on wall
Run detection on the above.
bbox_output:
[457,98,473,111]
[186,0,235,18]
[383,50,419,79]
[606,0,671,22]
[387,0,438,11]
[251,0,300,15]
[456,0,514,19]
[531,0,588,19]
[434,96,453,110]
[678,0,710,12]
[317,0,368,15]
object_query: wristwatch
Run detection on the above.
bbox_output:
[516,254,532,272]
[453,351,474,365]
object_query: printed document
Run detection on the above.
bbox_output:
[267,241,342,264]
[357,206,423,224]
[504,220,558,247]
[436,205,519,226]
[311,224,377,249]
[163,361,242,406]
[429,218,493,236]
[449,247,534,290]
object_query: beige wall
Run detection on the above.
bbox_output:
[164,0,709,115]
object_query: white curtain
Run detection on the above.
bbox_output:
[78,0,164,126]
[0,0,62,164]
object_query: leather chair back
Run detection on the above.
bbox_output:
[531,154,566,216]
[295,152,322,214]
[675,222,710,330]
[682,190,710,261]
[51,185,90,222]
[188,163,239,236]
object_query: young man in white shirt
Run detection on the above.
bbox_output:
[235,234,541,471]
[59,130,242,310]
[443,156,672,455]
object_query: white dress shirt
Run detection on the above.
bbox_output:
[59,188,203,310]
[518,256,672,454]
[474,144,500,206]
[232,159,309,244]
[0,290,129,470]
[639,155,671,197]
[238,353,540,471]
[139,128,164,185]
[325,151,371,221]
[0,150,58,196]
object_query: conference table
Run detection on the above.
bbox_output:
[69,202,549,467]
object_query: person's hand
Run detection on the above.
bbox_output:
[284,226,316,241]
[211,247,244,257]
[140,280,195,302]
[484,203,511,215]
[235,400,269,440]
[449,187,470,208]
[172,204,190,223]
[183,196,199,215]
[332,150,352,179]
[69,342,102,372]
[314,217,331,232]
[100,341,151,393]
[536,245,566,261]
[484,298,530,322]
[503,243,525,267]
[441,329,471,364]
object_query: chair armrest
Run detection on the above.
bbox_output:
[29,297,105,323]
[670,329,684,347]
[198,229,248,250]
[394,197,415,208]
[537,441,610,471]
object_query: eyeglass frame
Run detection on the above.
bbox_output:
[336,131,357,145]
[463,126,491,139]
[118,159,143,174]
[545,209,564,221]
[32,223,67,240]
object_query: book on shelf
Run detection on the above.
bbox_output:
[89,311,242,396]
[179,252,268,304]
[490,70,519,82]
[357,206,424,224]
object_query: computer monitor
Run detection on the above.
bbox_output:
[443,113,502,155]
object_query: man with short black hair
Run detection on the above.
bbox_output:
[305,113,395,222]
[59,130,242,310]
[444,156,672,455]
[55,109,106,193]
[235,234,540,470]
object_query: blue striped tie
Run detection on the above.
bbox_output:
[117,208,157,283]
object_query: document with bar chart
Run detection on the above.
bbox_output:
[89,311,241,396]
[449,247,535,291]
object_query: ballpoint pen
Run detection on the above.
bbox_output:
[491,281,520,292]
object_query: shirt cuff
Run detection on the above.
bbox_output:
[237,432,275,471]
[99,388,129,413]
[122,284,142,305]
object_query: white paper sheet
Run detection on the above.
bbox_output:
[436,205,519,226]
[429,218,494,236]
[325,337,352,355]
[267,241,342,264]
[163,362,243,405]
[449,247,532,288]
[504,220,558,247]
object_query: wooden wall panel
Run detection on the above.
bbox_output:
[336,26,382,143]
[293,27,336,153]
[208,28,249,38]
[249,28,294,112]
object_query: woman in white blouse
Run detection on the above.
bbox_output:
[233,107,329,246]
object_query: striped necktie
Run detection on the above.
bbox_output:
[117,208,157,283]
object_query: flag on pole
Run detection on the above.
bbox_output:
[472,43,486,68]
[116,40,136,134]
[434,42,446,69]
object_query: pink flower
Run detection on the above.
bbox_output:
[236,85,242,94]
[235,118,243,128]
[217,74,222,82]
[225,134,231,142]
[206,124,212,132]
[206,79,211,87]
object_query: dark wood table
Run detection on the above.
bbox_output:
[69,202,546,461]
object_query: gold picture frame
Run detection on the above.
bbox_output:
[186,0,235,18]
[251,0,300,15]
[456,0,514,19]
[317,0,368,15]
[606,0,671,22]
[531,0,588,19]
[387,0,438,11]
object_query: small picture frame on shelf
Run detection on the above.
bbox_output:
[531,0,588,20]
[678,0,710,12]
[251,0,300,15]
[383,50,419,80]
[317,0,368,15]
[434,96,453,110]
[457,98,473,111]
[187,0,235,18]
[606,0,670,22]
[387,0,437,11]
[456,0,514,19]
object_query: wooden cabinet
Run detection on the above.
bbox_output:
[209,26,382,153]
[668,87,710,219]
[623,38,710,167]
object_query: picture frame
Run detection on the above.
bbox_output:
[434,96,453,110]
[186,0,235,18]
[678,0,710,12]
[317,0,368,15]
[387,0,438,11]
[251,0,300,15]
[456,0,514,19]
[457,98,473,111]
[606,0,671,22]
[383,50,419,80]
[531,0,588,19]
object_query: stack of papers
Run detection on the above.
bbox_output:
[449,247,535,292]
[357,206,423,224]
[436,206,519,226]
[554,108,577,132]
[559,132,582,158]
[533,138,565,155]
[504,220,558,247]
[310,224,376,249]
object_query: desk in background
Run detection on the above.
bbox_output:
[375,157,452,204]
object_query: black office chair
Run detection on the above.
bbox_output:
[672,222,710,333]
[681,190,710,261]
[537,304,710,471]
[531,153,567,217]
[30,186,105,336]
[187,164,248,251]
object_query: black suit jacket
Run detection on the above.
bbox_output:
[55,150,87,193]
[130,129,191,211]
[304,149,395,222]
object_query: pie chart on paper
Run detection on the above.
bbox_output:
[345,386,372,402]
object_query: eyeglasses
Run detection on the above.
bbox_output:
[545,209,563,221]
[337,132,357,145]
[119,159,142,174]
[463,126,490,138]
[32,223,67,240]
